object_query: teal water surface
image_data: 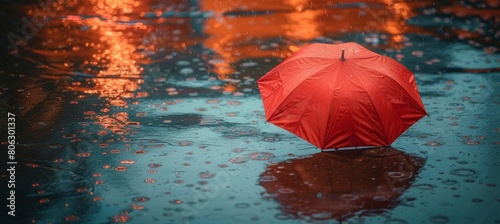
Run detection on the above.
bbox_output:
[0,0,499,223]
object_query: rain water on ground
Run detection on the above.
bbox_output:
[0,0,499,223]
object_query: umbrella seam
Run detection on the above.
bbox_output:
[267,61,336,121]
[353,72,390,145]
[366,73,427,143]
[322,66,344,149]
[370,56,427,114]
[289,62,347,149]
[289,81,328,148]
[351,58,426,144]
[259,57,337,103]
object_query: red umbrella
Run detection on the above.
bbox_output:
[257,42,427,150]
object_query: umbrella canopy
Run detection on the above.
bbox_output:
[259,147,425,222]
[257,42,427,150]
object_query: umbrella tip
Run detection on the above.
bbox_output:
[340,49,345,61]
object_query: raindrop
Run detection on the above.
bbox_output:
[110,212,131,223]
[144,178,156,183]
[131,204,144,210]
[170,199,183,204]
[450,168,477,176]
[311,212,333,220]
[411,51,423,57]
[63,134,77,139]
[247,152,274,160]
[198,181,208,185]
[340,194,359,201]
[199,171,215,179]
[174,180,184,184]
[65,215,79,222]
[274,212,292,220]
[278,188,294,194]
[110,100,127,107]
[242,88,253,93]
[206,99,220,104]
[178,140,193,146]
[120,160,136,164]
[77,152,91,157]
[97,130,108,136]
[259,175,277,182]
[429,215,450,223]
[441,179,458,185]
[471,198,483,203]
[241,61,258,67]
[230,126,257,135]
[232,148,244,153]
[227,100,241,106]
[463,140,481,145]
[180,68,193,75]
[426,141,442,146]
[230,157,249,164]
[373,195,389,201]
[235,203,250,208]
[387,172,405,178]
[132,197,149,202]
[134,150,147,154]
[262,136,280,142]
[413,183,435,190]
[49,144,63,149]
[177,60,190,65]
[115,166,127,172]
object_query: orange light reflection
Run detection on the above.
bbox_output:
[201,0,423,89]
[65,0,151,130]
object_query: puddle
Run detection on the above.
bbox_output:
[0,0,499,223]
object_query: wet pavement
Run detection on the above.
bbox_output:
[0,0,499,223]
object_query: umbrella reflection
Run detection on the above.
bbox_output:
[260,147,425,222]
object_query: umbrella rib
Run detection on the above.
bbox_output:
[260,58,335,102]
[369,74,422,120]
[322,72,343,149]
[370,58,426,115]
[354,74,390,144]
[267,63,334,120]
